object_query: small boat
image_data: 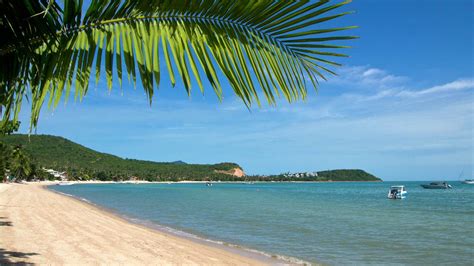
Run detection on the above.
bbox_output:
[206,182,213,187]
[457,170,472,184]
[420,182,452,189]
[387,185,407,199]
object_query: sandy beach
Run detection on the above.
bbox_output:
[0,182,267,265]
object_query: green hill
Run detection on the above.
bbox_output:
[246,169,381,182]
[316,169,381,182]
[0,134,242,181]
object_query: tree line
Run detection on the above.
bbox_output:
[0,134,245,182]
[0,142,56,182]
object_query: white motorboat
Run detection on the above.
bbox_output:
[387,185,407,199]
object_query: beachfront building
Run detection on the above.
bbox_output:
[283,171,319,178]
[43,168,68,181]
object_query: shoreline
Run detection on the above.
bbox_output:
[46,183,308,265]
[44,180,382,185]
[0,182,292,265]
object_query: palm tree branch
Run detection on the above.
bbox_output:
[0,0,357,131]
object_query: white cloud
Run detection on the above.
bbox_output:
[342,89,396,102]
[362,68,385,77]
[331,65,473,102]
[397,78,474,97]
[328,65,408,88]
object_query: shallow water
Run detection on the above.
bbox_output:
[51,182,474,265]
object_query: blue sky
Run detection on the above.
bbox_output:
[18,0,473,180]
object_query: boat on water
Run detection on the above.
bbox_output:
[420,182,452,189]
[456,170,473,184]
[387,185,407,199]
[206,181,213,187]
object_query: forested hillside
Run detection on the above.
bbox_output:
[1,134,242,181]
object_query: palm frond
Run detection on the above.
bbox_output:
[0,0,357,131]
[0,0,62,128]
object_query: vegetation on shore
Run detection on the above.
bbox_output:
[1,134,381,182]
[0,140,53,182]
[0,134,242,182]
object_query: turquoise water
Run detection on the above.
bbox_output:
[51,182,474,265]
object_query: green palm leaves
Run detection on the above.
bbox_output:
[0,0,357,130]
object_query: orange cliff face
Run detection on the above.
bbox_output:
[232,168,245,178]
[215,168,245,178]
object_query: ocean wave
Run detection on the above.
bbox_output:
[50,189,93,204]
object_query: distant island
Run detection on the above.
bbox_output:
[251,169,381,182]
[1,134,381,182]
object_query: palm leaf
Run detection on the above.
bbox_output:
[0,0,357,131]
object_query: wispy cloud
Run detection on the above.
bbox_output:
[396,78,474,97]
[331,65,473,103]
[328,65,408,88]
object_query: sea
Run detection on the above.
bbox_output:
[50,181,474,265]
